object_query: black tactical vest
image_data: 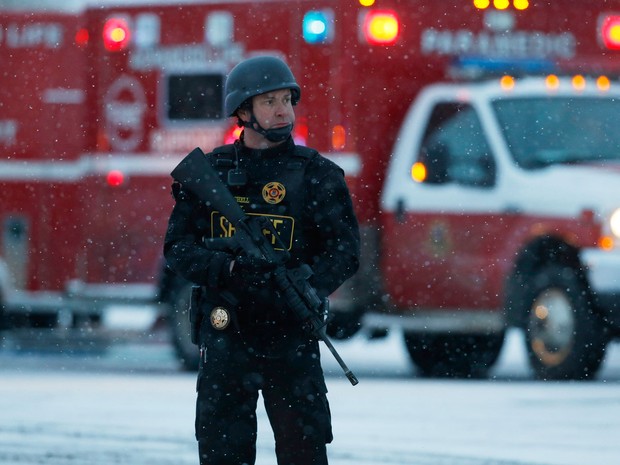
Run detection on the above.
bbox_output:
[206,142,318,266]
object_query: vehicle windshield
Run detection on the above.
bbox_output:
[493,97,620,169]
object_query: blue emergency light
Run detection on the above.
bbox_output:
[452,56,556,78]
[303,10,334,44]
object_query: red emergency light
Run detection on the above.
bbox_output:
[224,125,243,144]
[362,10,399,45]
[294,117,309,146]
[106,170,125,187]
[601,15,620,50]
[103,17,131,52]
[224,118,309,145]
[75,28,89,47]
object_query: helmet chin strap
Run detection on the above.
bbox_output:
[243,113,293,142]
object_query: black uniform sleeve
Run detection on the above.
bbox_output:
[305,157,360,298]
[163,185,231,288]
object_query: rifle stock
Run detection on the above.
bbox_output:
[171,148,358,386]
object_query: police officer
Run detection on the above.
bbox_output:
[163,56,360,465]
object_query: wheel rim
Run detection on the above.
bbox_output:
[528,288,575,367]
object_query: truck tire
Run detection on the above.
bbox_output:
[403,332,504,378]
[522,264,607,380]
[168,280,200,371]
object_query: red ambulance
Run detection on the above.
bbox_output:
[2,0,620,379]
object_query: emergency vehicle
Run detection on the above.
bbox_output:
[2,0,620,379]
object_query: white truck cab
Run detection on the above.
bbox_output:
[378,75,620,379]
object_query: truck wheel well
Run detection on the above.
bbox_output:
[505,236,586,328]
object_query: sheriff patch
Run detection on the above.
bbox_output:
[210,211,295,251]
[262,182,286,204]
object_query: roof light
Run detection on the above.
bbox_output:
[600,15,620,50]
[545,74,560,90]
[572,74,586,91]
[361,10,399,45]
[359,0,375,6]
[103,17,131,52]
[500,75,515,90]
[513,0,529,10]
[303,10,334,44]
[597,75,611,91]
[474,0,528,9]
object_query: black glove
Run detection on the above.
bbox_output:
[228,255,278,289]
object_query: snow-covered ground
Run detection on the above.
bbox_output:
[1,328,620,465]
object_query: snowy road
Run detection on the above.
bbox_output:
[1,328,620,465]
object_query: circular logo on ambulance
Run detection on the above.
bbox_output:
[262,182,286,204]
[425,220,452,258]
[104,75,147,152]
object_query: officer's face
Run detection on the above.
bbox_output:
[246,89,295,130]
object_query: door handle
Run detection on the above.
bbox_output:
[396,198,406,223]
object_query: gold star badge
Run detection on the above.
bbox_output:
[262,182,286,204]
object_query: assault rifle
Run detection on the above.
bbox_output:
[171,148,358,386]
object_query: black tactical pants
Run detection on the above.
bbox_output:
[195,327,332,465]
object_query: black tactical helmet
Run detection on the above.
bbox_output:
[224,56,301,117]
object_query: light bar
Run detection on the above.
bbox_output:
[303,10,334,44]
[362,10,399,45]
[103,17,131,52]
[600,15,620,50]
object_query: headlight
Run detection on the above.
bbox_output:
[610,208,620,238]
